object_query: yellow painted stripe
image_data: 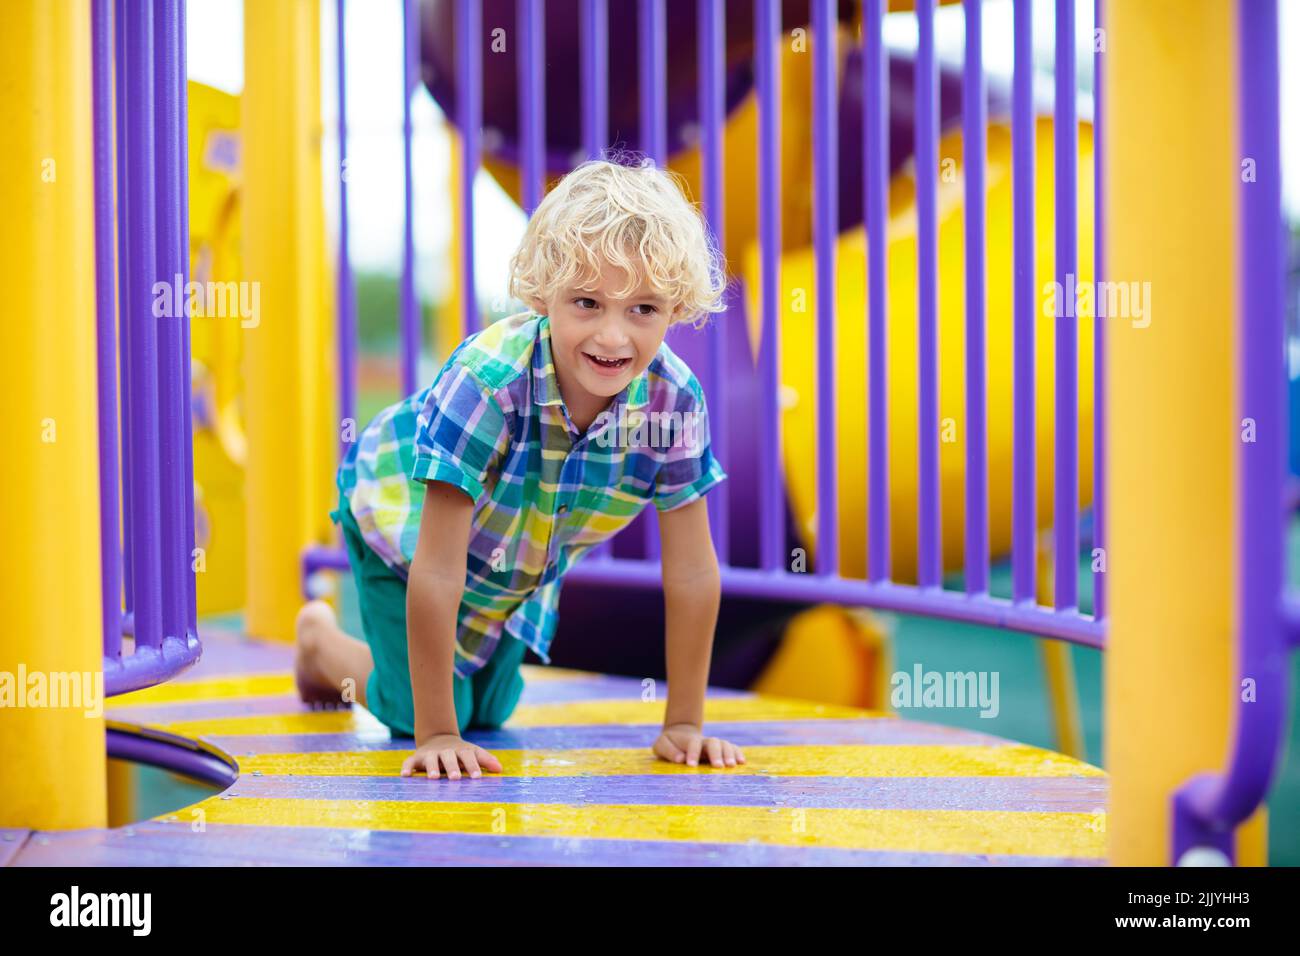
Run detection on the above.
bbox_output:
[147,697,889,737]
[109,673,297,707]
[517,665,601,682]
[235,744,1105,779]
[164,796,1106,858]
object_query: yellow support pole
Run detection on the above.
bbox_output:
[1103,0,1265,865]
[0,0,107,829]
[242,0,329,641]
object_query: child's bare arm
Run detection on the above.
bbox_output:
[654,497,744,769]
[400,481,502,779]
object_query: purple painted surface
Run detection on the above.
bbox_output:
[1174,0,1292,863]
[123,0,163,652]
[456,0,481,338]
[813,0,838,576]
[756,0,784,573]
[1091,0,1106,622]
[102,0,203,697]
[178,626,295,678]
[400,0,420,394]
[92,0,122,661]
[0,831,30,868]
[517,0,544,216]
[1010,0,1036,604]
[178,0,197,636]
[962,0,988,596]
[114,0,134,617]
[336,0,357,446]
[222,773,1107,814]
[865,0,890,584]
[11,823,1101,868]
[106,726,238,789]
[1053,0,1078,610]
[563,559,1105,647]
[582,0,615,563]
[421,0,816,176]
[915,0,940,587]
[699,0,728,565]
[155,0,191,644]
[582,0,608,159]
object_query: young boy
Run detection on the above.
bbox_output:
[294,157,745,779]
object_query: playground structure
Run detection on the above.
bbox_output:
[0,0,1294,866]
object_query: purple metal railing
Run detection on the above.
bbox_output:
[308,0,1114,651]
[294,0,1295,863]
[97,0,201,697]
[1172,0,1293,865]
[915,0,938,587]
[401,0,421,395]
[962,0,987,597]
[1054,0,1078,611]
[1010,0,1036,606]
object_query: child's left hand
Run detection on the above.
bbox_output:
[652,722,746,768]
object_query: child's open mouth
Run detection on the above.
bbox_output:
[583,352,632,376]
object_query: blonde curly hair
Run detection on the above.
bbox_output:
[507,151,728,329]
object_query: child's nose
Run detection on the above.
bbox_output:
[592,317,630,349]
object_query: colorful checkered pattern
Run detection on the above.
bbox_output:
[337,310,728,677]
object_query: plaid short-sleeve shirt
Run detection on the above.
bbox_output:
[337,310,727,678]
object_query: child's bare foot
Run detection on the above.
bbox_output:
[294,601,350,708]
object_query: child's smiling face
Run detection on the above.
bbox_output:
[536,260,674,429]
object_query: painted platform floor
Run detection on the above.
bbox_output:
[9,626,1108,866]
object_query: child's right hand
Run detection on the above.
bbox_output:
[400,734,503,780]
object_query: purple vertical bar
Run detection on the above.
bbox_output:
[639,0,667,162]
[337,0,357,444]
[517,0,545,216]
[155,0,189,642]
[115,0,134,617]
[1174,0,1289,859]
[93,0,122,659]
[697,0,728,567]
[756,0,784,572]
[581,0,608,159]
[962,0,988,596]
[1091,0,1106,620]
[915,0,940,587]
[401,0,420,393]
[812,0,838,576]
[634,0,670,564]
[1011,0,1036,604]
[865,0,890,584]
[587,0,626,567]
[124,0,163,649]
[1218,0,1287,836]
[1054,0,1078,609]
[178,0,196,634]
[457,0,481,338]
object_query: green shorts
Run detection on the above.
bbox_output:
[333,491,527,739]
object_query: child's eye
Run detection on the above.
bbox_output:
[574,297,598,310]
[632,304,658,316]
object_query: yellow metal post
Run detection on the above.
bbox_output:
[0,0,108,828]
[1103,0,1265,865]
[242,0,329,640]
